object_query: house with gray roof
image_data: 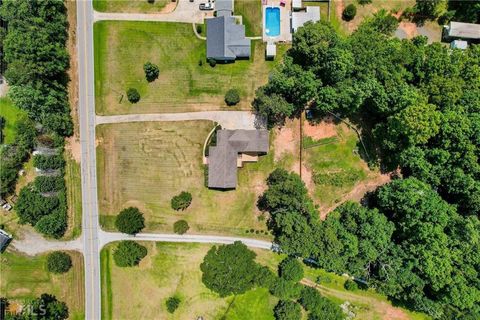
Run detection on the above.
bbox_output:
[0,229,12,253]
[206,15,251,61]
[215,0,233,17]
[208,130,269,189]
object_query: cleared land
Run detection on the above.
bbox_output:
[0,97,27,144]
[94,21,286,115]
[93,0,171,13]
[64,156,82,239]
[234,0,263,36]
[0,251,85,320]
[96,121,286,236]
[100,242,280,320]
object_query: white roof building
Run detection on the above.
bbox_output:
[291,6,320,33]
[292,0,302,10]
[450,40,468,50]
[266,43,277,59]
[445,22,480,40]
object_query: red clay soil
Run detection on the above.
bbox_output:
[303,118,337,140]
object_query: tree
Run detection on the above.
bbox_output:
[344,279,358,291]
[33,154,65,170]
[252,88,295,128]
[173,220,189,234]
[342,4,357,21]
[127,88,140,103]
[165,296,180,313]
[273,300,302,320]
[278,257,304,282]
[200,241,259,297]
[46,251,72,274]
[30,294,69,320]
[34,175,64,193]
[363,9,399,35]
[299,286,343,320]
[170,191,192,211]
[415,0,442,18]
[115,207,145,235]
[224,89,240,106]
[16,185,60,225]
[269,278,302,299]
[143,62,159,82]
[113,241,148,267]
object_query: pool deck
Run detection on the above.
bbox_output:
[263,0,292,43]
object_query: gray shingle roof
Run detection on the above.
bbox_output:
[0,229,12,253]
[208,130,269,189]
[206,16,251,60]
[216,0,233,16]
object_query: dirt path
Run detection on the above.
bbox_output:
[301,279,410,320]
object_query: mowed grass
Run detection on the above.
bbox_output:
[96,121,283,236]
[64,156,82,240]
[234,0,263,36]
[101,242,280,320]
[94,21,285,115]
[0,251,85,320]
[93,0,171,13]
[0,97,27,144]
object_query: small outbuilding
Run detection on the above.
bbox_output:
[450,40,468,50]
[0,229,12,253]
[292,0,302,10]
[444,21,480,42]
[266,43,277,59]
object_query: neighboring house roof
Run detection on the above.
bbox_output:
[206,16,251,60]
[451,40,468,49]
[292,0,302,9]
[216,0,233,16]
[208,130,269,189]
[447,22,480,40]
[292,6,320,32]
[0,229,12,253]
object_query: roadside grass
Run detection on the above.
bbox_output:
[100,242,279,320]
[304,123,371,209]
[0,250,85,320]
[96,121,285,237]
[94,21,286,115]
[234,0,263,36]
[0,97,27,144]
[93,0,171,13]
[64,156,82,240]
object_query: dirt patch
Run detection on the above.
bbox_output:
[398,21,418,38]
[273,122,297,162]
[65,136,81,163]
[160,1,177,13]
[303,118,337,140]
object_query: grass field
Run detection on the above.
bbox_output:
[0,251,85,320]
[96,121,288,237]
[100,242,280,320]
[94,21,286,115]
[93,0,171,13]
[0,97,27,144]
[64,156,82,240]
[234,0,263,36]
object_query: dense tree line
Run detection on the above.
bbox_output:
[0,0,72,136]
[260,169,480,318]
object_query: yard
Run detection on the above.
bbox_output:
[0,250,85,320]
[93,0,172,13]
[94,21,286,115]
[0,97,27,144]
[96,121,288,237]
[100,242,280,320]
[234,0,263,36]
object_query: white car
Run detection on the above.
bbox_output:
[199,3,214,10]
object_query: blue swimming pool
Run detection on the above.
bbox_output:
[265,7,280,37]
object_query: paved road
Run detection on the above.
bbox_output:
[77,1,101,319]
[96,111,266,130]
[93,0,209,24]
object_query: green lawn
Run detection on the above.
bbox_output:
[93,0,171,13]
[94,21,286,115]
[96,121,289,237]
[0,97,27,144]
[234,0,263,37]
[100,242,279,320]
[0,251,85,320]
[64,156,82,240]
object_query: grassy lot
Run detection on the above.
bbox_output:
[0,97,27,144]
[234,0,263,36]
[94,21,287,115]
[93,0,171,13]
[64,156,82,240]
[304,123,372,210]
[100,242,280,320]
[96,121,290,237]
[0,250,85,320]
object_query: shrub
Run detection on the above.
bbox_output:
[279,257,304,282]
[224,88,240,106]
[34,175,64,193]
[357,0,371,5]
[344,279,358,291]
[115,207,145,235]
[33,154,65,170]
[196,24,203,34]
[198,59,203,66]
[173,220,189,234]
[274,300,302,320]
[46,251,72,274]
[342,4,357,21]
[127,88,140,103]
[171,191,192,211]
[165,296,180,313]
[209,59,217,67]
[113,241,148,267]
[269,278,302,300]
[143,62,160,82]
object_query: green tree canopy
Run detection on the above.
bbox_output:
[113,241,148,267]
[115,207,145,235]
[46,251,72,274]
[273,300,302,320]
[278,257,304,282]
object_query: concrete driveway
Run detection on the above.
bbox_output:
[93,0,212,24]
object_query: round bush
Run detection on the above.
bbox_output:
[166,296,180,313]
[344,279,358,291]
[278,257,304,282]
[113,241,148,267]
[46,251,72,274]
[342,4,357,21]
[196,24,203,34]
[143,62,159,82]
[209,59,217,67]
[269,278,302,300]
[173,220,189,234]
[274,300,302,320]
[115,207,145,235]
[171,191,192,211]
[127,88,140,103]
[224,89,240,106]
